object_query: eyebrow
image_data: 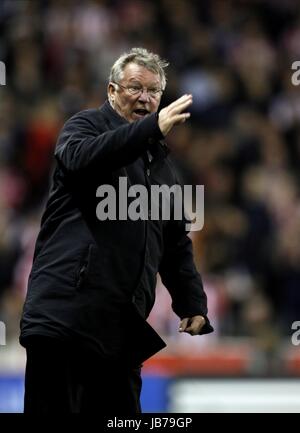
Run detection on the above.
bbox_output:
[127,79,161,87]
[128,80,160,89]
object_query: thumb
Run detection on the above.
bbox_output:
[179,318,189,332]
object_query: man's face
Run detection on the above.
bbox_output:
[108,63,162,123]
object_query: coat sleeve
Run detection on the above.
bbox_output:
[159,206,214,336]
[54,111,163,173]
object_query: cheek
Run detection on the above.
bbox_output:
[127,99,140,117]
[122,96,135,111]
[151,99,160,112]
[116,95,130,114]
[121,97,137,121]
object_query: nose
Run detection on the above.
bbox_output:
[138,89,150,102]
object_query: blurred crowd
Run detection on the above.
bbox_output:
[1,0,300,370]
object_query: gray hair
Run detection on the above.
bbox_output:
[109,47,169,90]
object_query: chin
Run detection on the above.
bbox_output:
[132,112,150,121]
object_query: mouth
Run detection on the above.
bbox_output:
[133,108,150,119]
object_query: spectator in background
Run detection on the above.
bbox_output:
[0,0,299,380]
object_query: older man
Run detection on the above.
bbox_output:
[20,47,213,413]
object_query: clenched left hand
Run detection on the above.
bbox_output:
[179,315,206,335]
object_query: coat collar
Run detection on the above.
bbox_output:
[99,99,128,129]
[99,100,170,161]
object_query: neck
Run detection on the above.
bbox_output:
[108,97,115,110]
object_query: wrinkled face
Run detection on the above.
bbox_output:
[107,63,162,123]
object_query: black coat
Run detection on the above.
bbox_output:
[20,101,213,363]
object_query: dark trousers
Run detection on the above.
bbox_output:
[23,337,142,414]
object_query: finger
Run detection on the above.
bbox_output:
[171,94,192,105]
[168,94,193,110]
[185,317,205,335]
[172,113,191,124]
[185,324,200,335]
[185,325,200,335]
[169,96,193,113]
[179,318,189,332]
[162,97,192,119]
[168,100,193,116]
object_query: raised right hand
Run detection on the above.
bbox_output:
[158,94,193,137]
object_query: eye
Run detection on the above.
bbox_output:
[129,85,142,93]
[149,88,160,95]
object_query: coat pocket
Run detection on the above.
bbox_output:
[75,243,103,290]
[75,244,91,290]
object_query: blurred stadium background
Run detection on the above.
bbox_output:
[1,0,300,413]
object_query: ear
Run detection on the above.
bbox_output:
[107,82,116,101]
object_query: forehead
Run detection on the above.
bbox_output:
[122,63,161,85]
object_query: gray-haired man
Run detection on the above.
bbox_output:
[20,47,213,413]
